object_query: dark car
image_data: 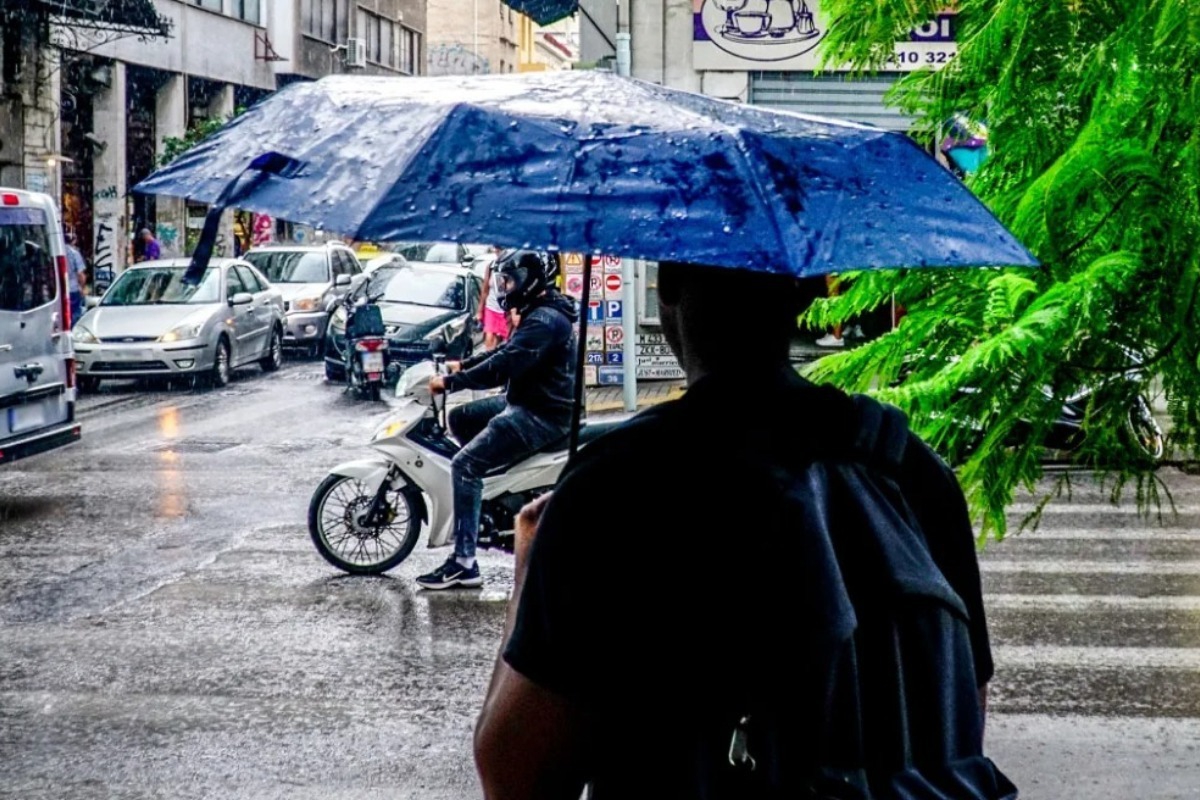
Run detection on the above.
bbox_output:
[324,262,483,382]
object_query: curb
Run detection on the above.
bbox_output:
[586,386,686,414]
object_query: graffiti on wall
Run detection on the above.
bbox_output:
[94,185,119,201]
[428,44,490,76]
[93,219,115,291]
[252,213,274,246]
[156,222,179,253]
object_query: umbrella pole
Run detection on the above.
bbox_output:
[569,254,593,460]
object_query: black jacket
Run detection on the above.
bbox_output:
[443,289,578,427]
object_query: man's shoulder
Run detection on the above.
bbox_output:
[562,403,687,480]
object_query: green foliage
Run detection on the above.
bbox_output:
[157,107,247,168]
[811,0,1200,540]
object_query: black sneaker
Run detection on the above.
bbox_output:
[416,558,483,590]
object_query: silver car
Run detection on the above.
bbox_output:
[72,259,285,390]
[241,242,362,355]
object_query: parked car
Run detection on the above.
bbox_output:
[393,241,476,271]
[242,242,362,355]
[0,187,81,465]
[72,258,285,390]
[324,262,483,382]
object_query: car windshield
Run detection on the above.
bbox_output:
[372,267,465,310]
[394,242,460,264]
[101,267,221,306]
[244,251,329,283]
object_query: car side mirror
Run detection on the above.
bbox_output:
[230,292,253,306]
[461,253,475,265]
[335,274,352,287]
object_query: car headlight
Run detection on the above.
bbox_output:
[330,306,346,332]
[292,296,321,312]
[160,321,205,343]
[72,325,98,344]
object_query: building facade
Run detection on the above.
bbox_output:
[425,0,518,76]
[517,12,579,72]
[0,0,427,278]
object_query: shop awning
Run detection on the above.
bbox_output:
[500,0,576,26]
[26,0,172,38]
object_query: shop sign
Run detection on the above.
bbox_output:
[693,1,957,72]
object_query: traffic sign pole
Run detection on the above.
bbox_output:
[570,254,592,459]
[622,260,637,412]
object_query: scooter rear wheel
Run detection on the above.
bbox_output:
[308,473,422,574]
[1124,398,1165,465]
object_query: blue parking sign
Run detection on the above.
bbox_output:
[606,351,623,365]
[605,300,623,322]
[587,300,604,325]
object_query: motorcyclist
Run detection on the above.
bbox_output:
[417,250,578,590]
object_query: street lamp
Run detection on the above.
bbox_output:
[43,154,74,203]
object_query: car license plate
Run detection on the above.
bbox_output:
[361,352,385,373]
[112,348,151,360]
[8,402,46,435]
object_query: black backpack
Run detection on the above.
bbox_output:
[720,394,1018,800]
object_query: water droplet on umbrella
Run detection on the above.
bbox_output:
[723,225,732,234]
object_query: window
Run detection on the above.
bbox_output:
[226,268,247,300]
[236,266,264,293]
[233,0,260,24]
[381,21,394,68]
[304,0,350,43]
[192,0,221,11]
[640,261,662,325]
[399,27,419,74]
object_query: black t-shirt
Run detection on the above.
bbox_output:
[504,369,994,798]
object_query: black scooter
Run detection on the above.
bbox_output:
[335,291,389,402]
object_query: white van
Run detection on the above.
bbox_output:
[0,188,80,465]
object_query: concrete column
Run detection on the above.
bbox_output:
[208,83,235,120]
[20,46,61,197]
[207,84,237,257]
[663,0,700,92]
[92,61,128,278]
[154,74,187,258]
[630,0,665,83]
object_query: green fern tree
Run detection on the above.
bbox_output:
[808,0,1200,539]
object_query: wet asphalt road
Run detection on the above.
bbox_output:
[1,359,1199,798]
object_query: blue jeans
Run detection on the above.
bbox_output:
[449,396,567,560]
[69,291,83,327]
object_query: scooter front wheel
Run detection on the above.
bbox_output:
[1124,397,1165,465]
[308,473,423,575]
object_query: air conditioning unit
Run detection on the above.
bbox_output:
[345,37,367,69]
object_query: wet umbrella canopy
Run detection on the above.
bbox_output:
[135,70,1037,455]
[134,71,1037,279]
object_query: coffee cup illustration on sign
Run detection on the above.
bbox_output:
[710,0,820,45]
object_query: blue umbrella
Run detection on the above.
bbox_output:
[134,70,1037,452]
[135,71,1036,278]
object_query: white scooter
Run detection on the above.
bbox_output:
[307,354,628,575]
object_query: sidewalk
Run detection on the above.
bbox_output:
[583,341,833,416]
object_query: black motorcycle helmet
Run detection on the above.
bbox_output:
[495,249,551,313]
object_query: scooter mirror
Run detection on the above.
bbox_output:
[429,338,449,357]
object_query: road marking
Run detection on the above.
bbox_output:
[981,560,1200,574]
[994,645,1200,670]
[987,594,1200,611]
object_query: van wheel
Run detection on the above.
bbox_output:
[77,376,101,393]
[208,337,231,388]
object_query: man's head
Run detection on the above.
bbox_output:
[139,228,153,242]
[495,250,550,313]
[657,261,823,381]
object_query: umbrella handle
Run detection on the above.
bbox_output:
[568,254,593,461]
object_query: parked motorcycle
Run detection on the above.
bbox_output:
[307,353,626,575]
[930,348,1165,466]
[335,291,389,401]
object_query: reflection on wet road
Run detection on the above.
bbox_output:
[1,363,1197,798]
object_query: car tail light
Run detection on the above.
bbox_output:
[65,357,76,390]
[355,338,387,352]
[56,254,71,332]
[1,193,19,206]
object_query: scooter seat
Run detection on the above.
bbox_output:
[480,416,632,478]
